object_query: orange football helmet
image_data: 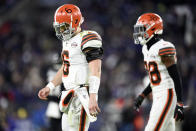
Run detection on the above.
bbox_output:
[133,13,163,45]
[53,4,84,40]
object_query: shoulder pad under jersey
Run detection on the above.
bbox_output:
[80,30,102,50]
[158,40,176,56]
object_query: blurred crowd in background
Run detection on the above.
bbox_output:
[0,0,196,131]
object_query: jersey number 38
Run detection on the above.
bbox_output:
[144,61,161,86]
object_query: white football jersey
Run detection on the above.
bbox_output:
[61,30,102,90]
[142,39,176,92]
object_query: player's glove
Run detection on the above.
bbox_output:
[134,94,145,112]
[174,103,184,121]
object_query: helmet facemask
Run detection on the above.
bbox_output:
[133,24,150,45]
[53,22,75,41]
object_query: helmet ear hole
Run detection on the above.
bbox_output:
[156,30,163,34]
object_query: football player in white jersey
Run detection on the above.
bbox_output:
[133,13,184,131]
[38,4,103,131]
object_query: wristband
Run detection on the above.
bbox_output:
[46,82,55,91]
[89,76,100,94]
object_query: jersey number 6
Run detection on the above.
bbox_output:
[145,61,161,86]
[62,50,70,77]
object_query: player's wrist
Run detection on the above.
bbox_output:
[89,76,100,94]
[90,93,97,95]
[89,93,97,99]
[46,82,55,91]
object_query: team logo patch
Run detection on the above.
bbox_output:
[71,42,78,48]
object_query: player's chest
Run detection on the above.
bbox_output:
[62,38,83,58]
[143,49,161,70]
[143,50,158,62]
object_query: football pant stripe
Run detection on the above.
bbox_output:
[154,89,173,131]
[79,106,86,131]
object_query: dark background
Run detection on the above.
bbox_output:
[0,0,196,131]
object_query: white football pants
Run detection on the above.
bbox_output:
[61,95,90,131]
[145,88,177,131]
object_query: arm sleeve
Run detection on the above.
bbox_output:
[167,64,183,102]
[141,83,152,97]
[82,47,103,62]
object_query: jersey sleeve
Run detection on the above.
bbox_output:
[81,31,102,50]
[158,42,176,56]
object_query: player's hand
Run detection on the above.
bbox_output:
[89,93,101,117]
[134,94,145,112]
[174,103,184,121]
[38,87,50,100]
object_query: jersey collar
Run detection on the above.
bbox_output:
[146,35,161,50]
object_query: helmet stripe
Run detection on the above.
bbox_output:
[54,5,64,22]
